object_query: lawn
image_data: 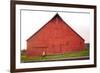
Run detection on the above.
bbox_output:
[21,48,89,63]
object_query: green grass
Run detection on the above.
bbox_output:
[21,48,89,63]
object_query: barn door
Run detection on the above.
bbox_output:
[42,51,46,56]
[41,48,47,56]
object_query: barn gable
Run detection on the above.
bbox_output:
[27,14,84,42]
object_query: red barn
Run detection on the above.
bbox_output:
[26,14,85,57]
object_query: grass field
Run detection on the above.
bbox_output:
[21,48,89,63]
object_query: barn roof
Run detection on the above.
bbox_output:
[27,13,84,41]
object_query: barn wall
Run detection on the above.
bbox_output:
[26,37,85,57]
